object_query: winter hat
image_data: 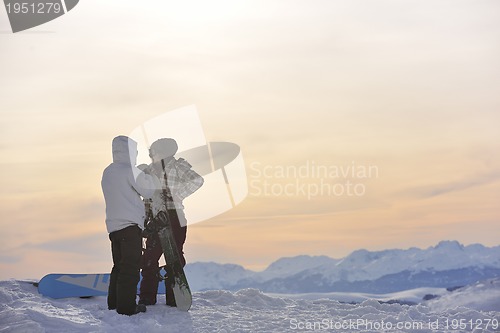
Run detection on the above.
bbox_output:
[149,138,178,159]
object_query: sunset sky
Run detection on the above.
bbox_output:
[1,0,499,279]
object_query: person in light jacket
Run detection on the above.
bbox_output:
[101,135,160,315]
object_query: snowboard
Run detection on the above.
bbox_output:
[37,273,166,299]
[155,210,192,311]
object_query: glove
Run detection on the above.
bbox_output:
[137,163,152,174]
[154,211,169,229]
[142,226,155,238]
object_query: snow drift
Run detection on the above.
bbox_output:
[1,278,499,333]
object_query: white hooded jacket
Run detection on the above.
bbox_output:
[101,136,160,233]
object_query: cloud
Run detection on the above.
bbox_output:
[408,171,500,199]
[0,254,22,264]
[29,233,108,257]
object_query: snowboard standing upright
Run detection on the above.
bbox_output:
[153,158,192,311]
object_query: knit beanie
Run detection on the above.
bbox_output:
[149,138,178,159]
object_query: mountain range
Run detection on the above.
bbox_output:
[185,240,500,293]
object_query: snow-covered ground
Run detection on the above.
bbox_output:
[267,287,450,304]
[1,279,499,333]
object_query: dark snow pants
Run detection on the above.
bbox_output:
[108,224,142,315]
[139,209,187,305]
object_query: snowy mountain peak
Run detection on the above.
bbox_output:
[344,249,384,264]
[185,262,255,291]
[260,255,338,280]
[434,240,464,251]
[186,241,500,293]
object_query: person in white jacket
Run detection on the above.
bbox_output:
[101,135,160,316]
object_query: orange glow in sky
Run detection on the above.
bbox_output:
[1,0,499,279]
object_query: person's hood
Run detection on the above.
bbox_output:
[112,136,137,164]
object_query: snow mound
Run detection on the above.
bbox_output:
[268,287,449,304]
[427,278,500,312]
[197,288,288,309]
[0,279,499,333]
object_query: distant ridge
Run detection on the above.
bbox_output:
[186,241,500,293]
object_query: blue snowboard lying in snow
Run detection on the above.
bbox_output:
[37,273,166,299]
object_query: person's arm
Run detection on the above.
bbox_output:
[170,158,204,201]
[132,167,161,199]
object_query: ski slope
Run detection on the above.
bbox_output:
[1,279,499,333]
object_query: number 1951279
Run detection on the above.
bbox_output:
[5,2,62,14]
[445,318,499,330]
